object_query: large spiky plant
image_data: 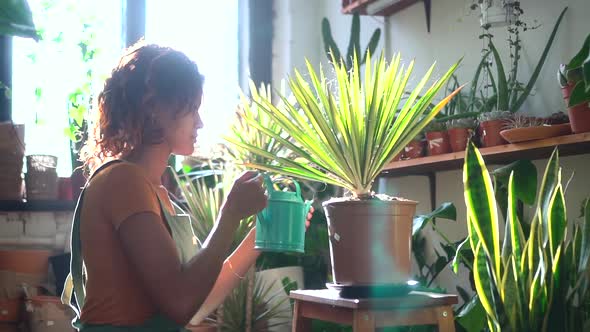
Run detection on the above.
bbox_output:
[227,53,462,198]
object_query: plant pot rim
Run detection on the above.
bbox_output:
[322,195,418,207]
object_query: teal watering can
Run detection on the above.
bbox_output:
[255,175,312,253]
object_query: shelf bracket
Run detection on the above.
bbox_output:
[427,172,436,213]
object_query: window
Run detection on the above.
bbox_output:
[145,0,239,155]
[12,0,123,176]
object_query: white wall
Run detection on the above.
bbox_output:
[273,0,590,295]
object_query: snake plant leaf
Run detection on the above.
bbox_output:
[511,7,568,113]
[412,202,456,236]
[321,18,341,63]
[453,237,472,274]
[579,199,590,273]
[501,255,521,331]
[507,172,525,272]
[548,185,567,260]
[492,160,537,205]
[537,148,560,247]
[467,50,492,112]
[464,142,501,278]
[489,41,509,112]
[473,242,500,329]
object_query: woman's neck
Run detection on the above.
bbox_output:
[124,144,171,185]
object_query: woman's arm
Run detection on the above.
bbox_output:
[189,227,259,325]
[117,171,266,326]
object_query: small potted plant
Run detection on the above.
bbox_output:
[403,132,426,160]
[557,33,590,133]
[424,121,450,155]
[477,110,512,147]
[447,118,476,152]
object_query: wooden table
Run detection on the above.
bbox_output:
[290,289,458,332]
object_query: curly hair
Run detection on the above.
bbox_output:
[80,42,204,171]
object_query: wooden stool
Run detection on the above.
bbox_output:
[290,289,458,332]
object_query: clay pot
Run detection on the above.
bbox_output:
[568,102,590,133]
[0,250,51,274]
[479,119,508,147]
[323,198,418,285]
[0,299,21,323]
[425,131,451,155]
[392,151,404,162]
[448,127,472,152]
[403,140,425,159]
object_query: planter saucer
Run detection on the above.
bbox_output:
[326,280,419,298]
[500,123,572,143]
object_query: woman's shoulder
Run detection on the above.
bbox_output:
[88,161,155,193]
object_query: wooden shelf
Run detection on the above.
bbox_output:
[342,0,420,16]
[381,133,590,178]
[0,200,76,212]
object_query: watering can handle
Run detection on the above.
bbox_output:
[263,174,302,197]
[263,174,275,193]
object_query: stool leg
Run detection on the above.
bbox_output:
[352,310,375,332]
[292,300,311,332]
[435,306,455,332]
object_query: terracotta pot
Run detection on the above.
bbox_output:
[0,250,51,274]
[561,84,575,106]
[425,131,451,155]
[392,151,403,161]
[323,198,418,285]
[403,140,425,159]
[479,119,507,147]
[448,127,472,152]
[26,296,76,332]
[0,323,19,332]
[0,299,21,323]
[568,102,590,133]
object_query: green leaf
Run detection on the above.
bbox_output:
[473,242,500,327]
[579,199,590,273]
[321,18,341,63]
[506,172,525,271]
[362,28,381,64]
[346,13,360,70]
[501,256,521,331]
[537,148,560,247]
[412,202,456,236]
[489,40,509,112]
[567,32,590,70]
[492,160,537,205]
[568,80,590,107]
[457,294,487,332]
[453,237,472,274]
[0,0,39,40]
[511,7,568,113]
[547,185,567,259]
[464,142,501,278]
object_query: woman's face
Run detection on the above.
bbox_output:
[161,94,204,156]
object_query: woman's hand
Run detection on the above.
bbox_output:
[305,206,315,230]
[221,171,268,224]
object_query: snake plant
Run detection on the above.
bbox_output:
[227,53,462,198]
[463,142,590,331]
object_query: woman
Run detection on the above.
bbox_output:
[65,42,312,331]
